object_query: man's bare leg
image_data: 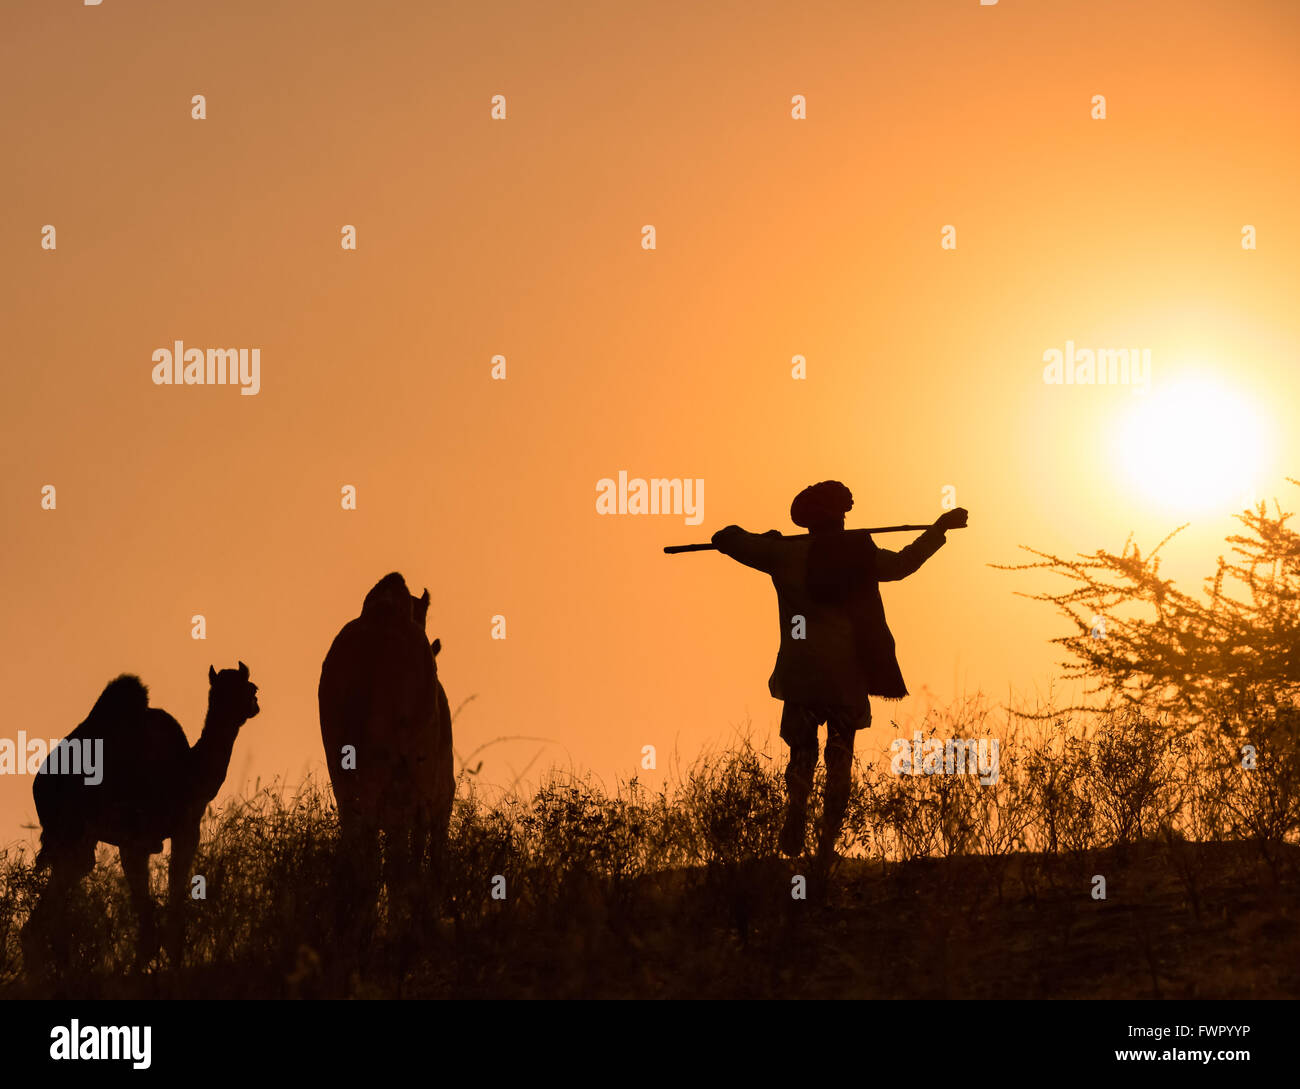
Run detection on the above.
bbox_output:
[819,724,855,860]
[818,704,867,860]
[780,704,819,856]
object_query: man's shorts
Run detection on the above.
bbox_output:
[779,702,871,747]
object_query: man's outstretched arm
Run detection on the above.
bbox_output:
[711,525,784,574]
[874,507,968,582]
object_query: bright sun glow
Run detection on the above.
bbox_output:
[1114,375,1270,514]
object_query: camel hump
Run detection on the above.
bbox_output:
[84,674,149,726]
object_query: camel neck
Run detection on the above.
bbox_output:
[191,706,241,805]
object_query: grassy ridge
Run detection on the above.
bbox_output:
[2,700,1297,998]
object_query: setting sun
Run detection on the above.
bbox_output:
[1114,375,1271,514]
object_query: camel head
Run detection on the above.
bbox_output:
[207,661,260,725]
[363,573,430,632]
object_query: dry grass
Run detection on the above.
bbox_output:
[1,698,1297,999]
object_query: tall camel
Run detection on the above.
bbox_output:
[319,573,454,929]
[26,664,260,969]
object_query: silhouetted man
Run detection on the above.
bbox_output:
[712,481,967,859]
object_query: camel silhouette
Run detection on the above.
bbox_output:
[319,573,454,936]
[25,663,260,970]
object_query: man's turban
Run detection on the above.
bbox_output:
[790,480,854,529]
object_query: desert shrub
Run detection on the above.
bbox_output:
[443,780,519,931]
[1088,708,1189,847]
[187,779,339,971]
[1222,705,1300,871]
[675,741,786,866]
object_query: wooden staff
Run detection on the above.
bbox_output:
[664,524,964,554]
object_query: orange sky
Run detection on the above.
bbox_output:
[2,0,1298,844]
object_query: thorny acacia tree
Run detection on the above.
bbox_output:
[996,481,1300,730]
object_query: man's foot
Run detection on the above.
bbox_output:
[779,808,807,857]
[815,829,841,866]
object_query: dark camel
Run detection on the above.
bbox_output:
[26,664,260,969]
[319,573,454,935]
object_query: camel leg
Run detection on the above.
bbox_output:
[378,777,422,931]
[337,816,381,950]
[381,820,411,927]
[382,815,428,971]
[422,802,450,947]
[430,800,450,893]
[166,821,200,967]
[407,808,434,931]
[431,752,455,890]
[119,844,157,971]
[23,839,95,973]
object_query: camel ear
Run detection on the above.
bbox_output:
[238,661,249,678]
[431,638,441,657]
[209,665,217,684]
[420,589,430,606]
